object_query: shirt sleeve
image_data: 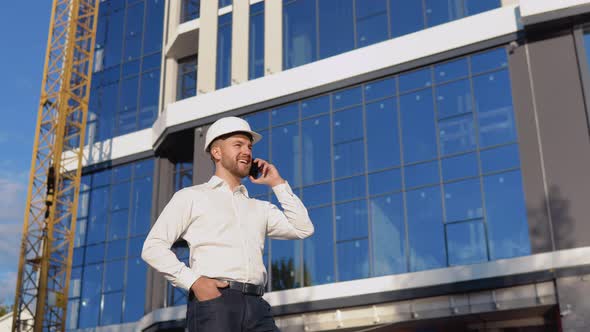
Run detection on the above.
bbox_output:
[266,182,315,240]
[141,189,200,291]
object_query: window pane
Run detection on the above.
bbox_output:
[390,0,425,37]
[139,70,160,127]
[87,187,109,244]
[108,209,129,241]
[123,258,147,322]
[444,178,483,222]
[271,239,302,290]
[303,182,332,208]
[399,68,432,93]
[473,70,517,147]
[106,239,127,261]
[271,124,301,187]
[70,267,82,297]
[130,176,153,236]
[67,299,80,330]
[334,140,365,178]
[333,106,363,143]
[438,113,476,156]
[333,87,362,110]
[364,78,396,102]
[405,161,439,189]
[216,13,232,89]
[134,159,154,178]
[318,0,354,59]
[103,10,124,68]
[85,244,105,264]
[434,58,469,84]
[369,168,402,196]
[177,56,197,101]
[111,182,130,211]
[181,0,200,22]
[101,292,123,326]
[471,48,508,74]
[407,186,446,271]
[465,0,500,15]
[271,103,298,126]
[335,175,366,202]
[371,194,406,276]
[337,239,369,281]
[447,221,488,266]
[366,98,401,171]
[128,236,145,258]
[103,260,125,292]
[249,2,265,80]
[441,152,479,182]
[304,207,335,285]
[400,90,437,163]
[79,264,102,328]
[283,0,317,69]
[143,0,164,55]
[435,79,472,119]
[480,144,521,174]
[356,0,389,47]
[425,0,463,28]
[483,171,530,259]
[335,200,368,241]
[244,111,269,131]
[301,95,330,118]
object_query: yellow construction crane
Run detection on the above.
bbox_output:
[12,0,99,331]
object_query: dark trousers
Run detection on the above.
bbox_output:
[187,287,280,332]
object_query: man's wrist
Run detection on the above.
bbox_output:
[270,178,286,188]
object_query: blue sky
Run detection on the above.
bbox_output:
[0,2,52,305]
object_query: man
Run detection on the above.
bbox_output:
[142,116,314,331]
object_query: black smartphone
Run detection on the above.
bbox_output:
[249,160,260,179]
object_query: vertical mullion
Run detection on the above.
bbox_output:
[395,76,411,273]
[469,51,493,262]
[430,65,450,268]
[361,84,373,277]
[329,92,339,282]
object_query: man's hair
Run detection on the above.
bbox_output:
[208,131,253,162]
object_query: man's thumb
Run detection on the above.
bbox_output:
[216,280,229,288]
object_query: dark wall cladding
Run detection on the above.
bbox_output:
[237,46,531,292]
[283,0,501,70]
[87,0,164,143]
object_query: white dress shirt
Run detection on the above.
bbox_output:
[141,176,314,291]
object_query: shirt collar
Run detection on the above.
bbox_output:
[207,175,249,197]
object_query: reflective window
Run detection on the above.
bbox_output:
[177,55,197,100]
[216,13,232,89]
[249,2,265,80]
[239,48,528,293]
[304,207,335,285]
[181,0,200,23]
[318,0,354,59]
[87,0,164,143]
[219,0,232,8]
[282,0,500,70]
[69,159,154,328]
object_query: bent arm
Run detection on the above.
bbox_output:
[141,190,200,291]
[266,182,314,239]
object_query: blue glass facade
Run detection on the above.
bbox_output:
[181,0,200,23]
[177,55,198,100]
[244,47,530,290]
[249,2,265,80]
[216,13,233,89]
[67,159,154,329]
[88,0,164,142]
[283,0,501,70]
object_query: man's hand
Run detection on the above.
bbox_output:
[250,159,286,187]
[191,277,228,302]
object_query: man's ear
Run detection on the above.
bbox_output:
[210,145,221,162]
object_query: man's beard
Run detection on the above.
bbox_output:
[221,156,250,178]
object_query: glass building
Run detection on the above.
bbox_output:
[64,0,590,331]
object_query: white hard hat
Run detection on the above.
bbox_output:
[204,116,262,152]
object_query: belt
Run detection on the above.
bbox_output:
[226,280,265,296]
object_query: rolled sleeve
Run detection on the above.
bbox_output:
[266,182,314,239]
